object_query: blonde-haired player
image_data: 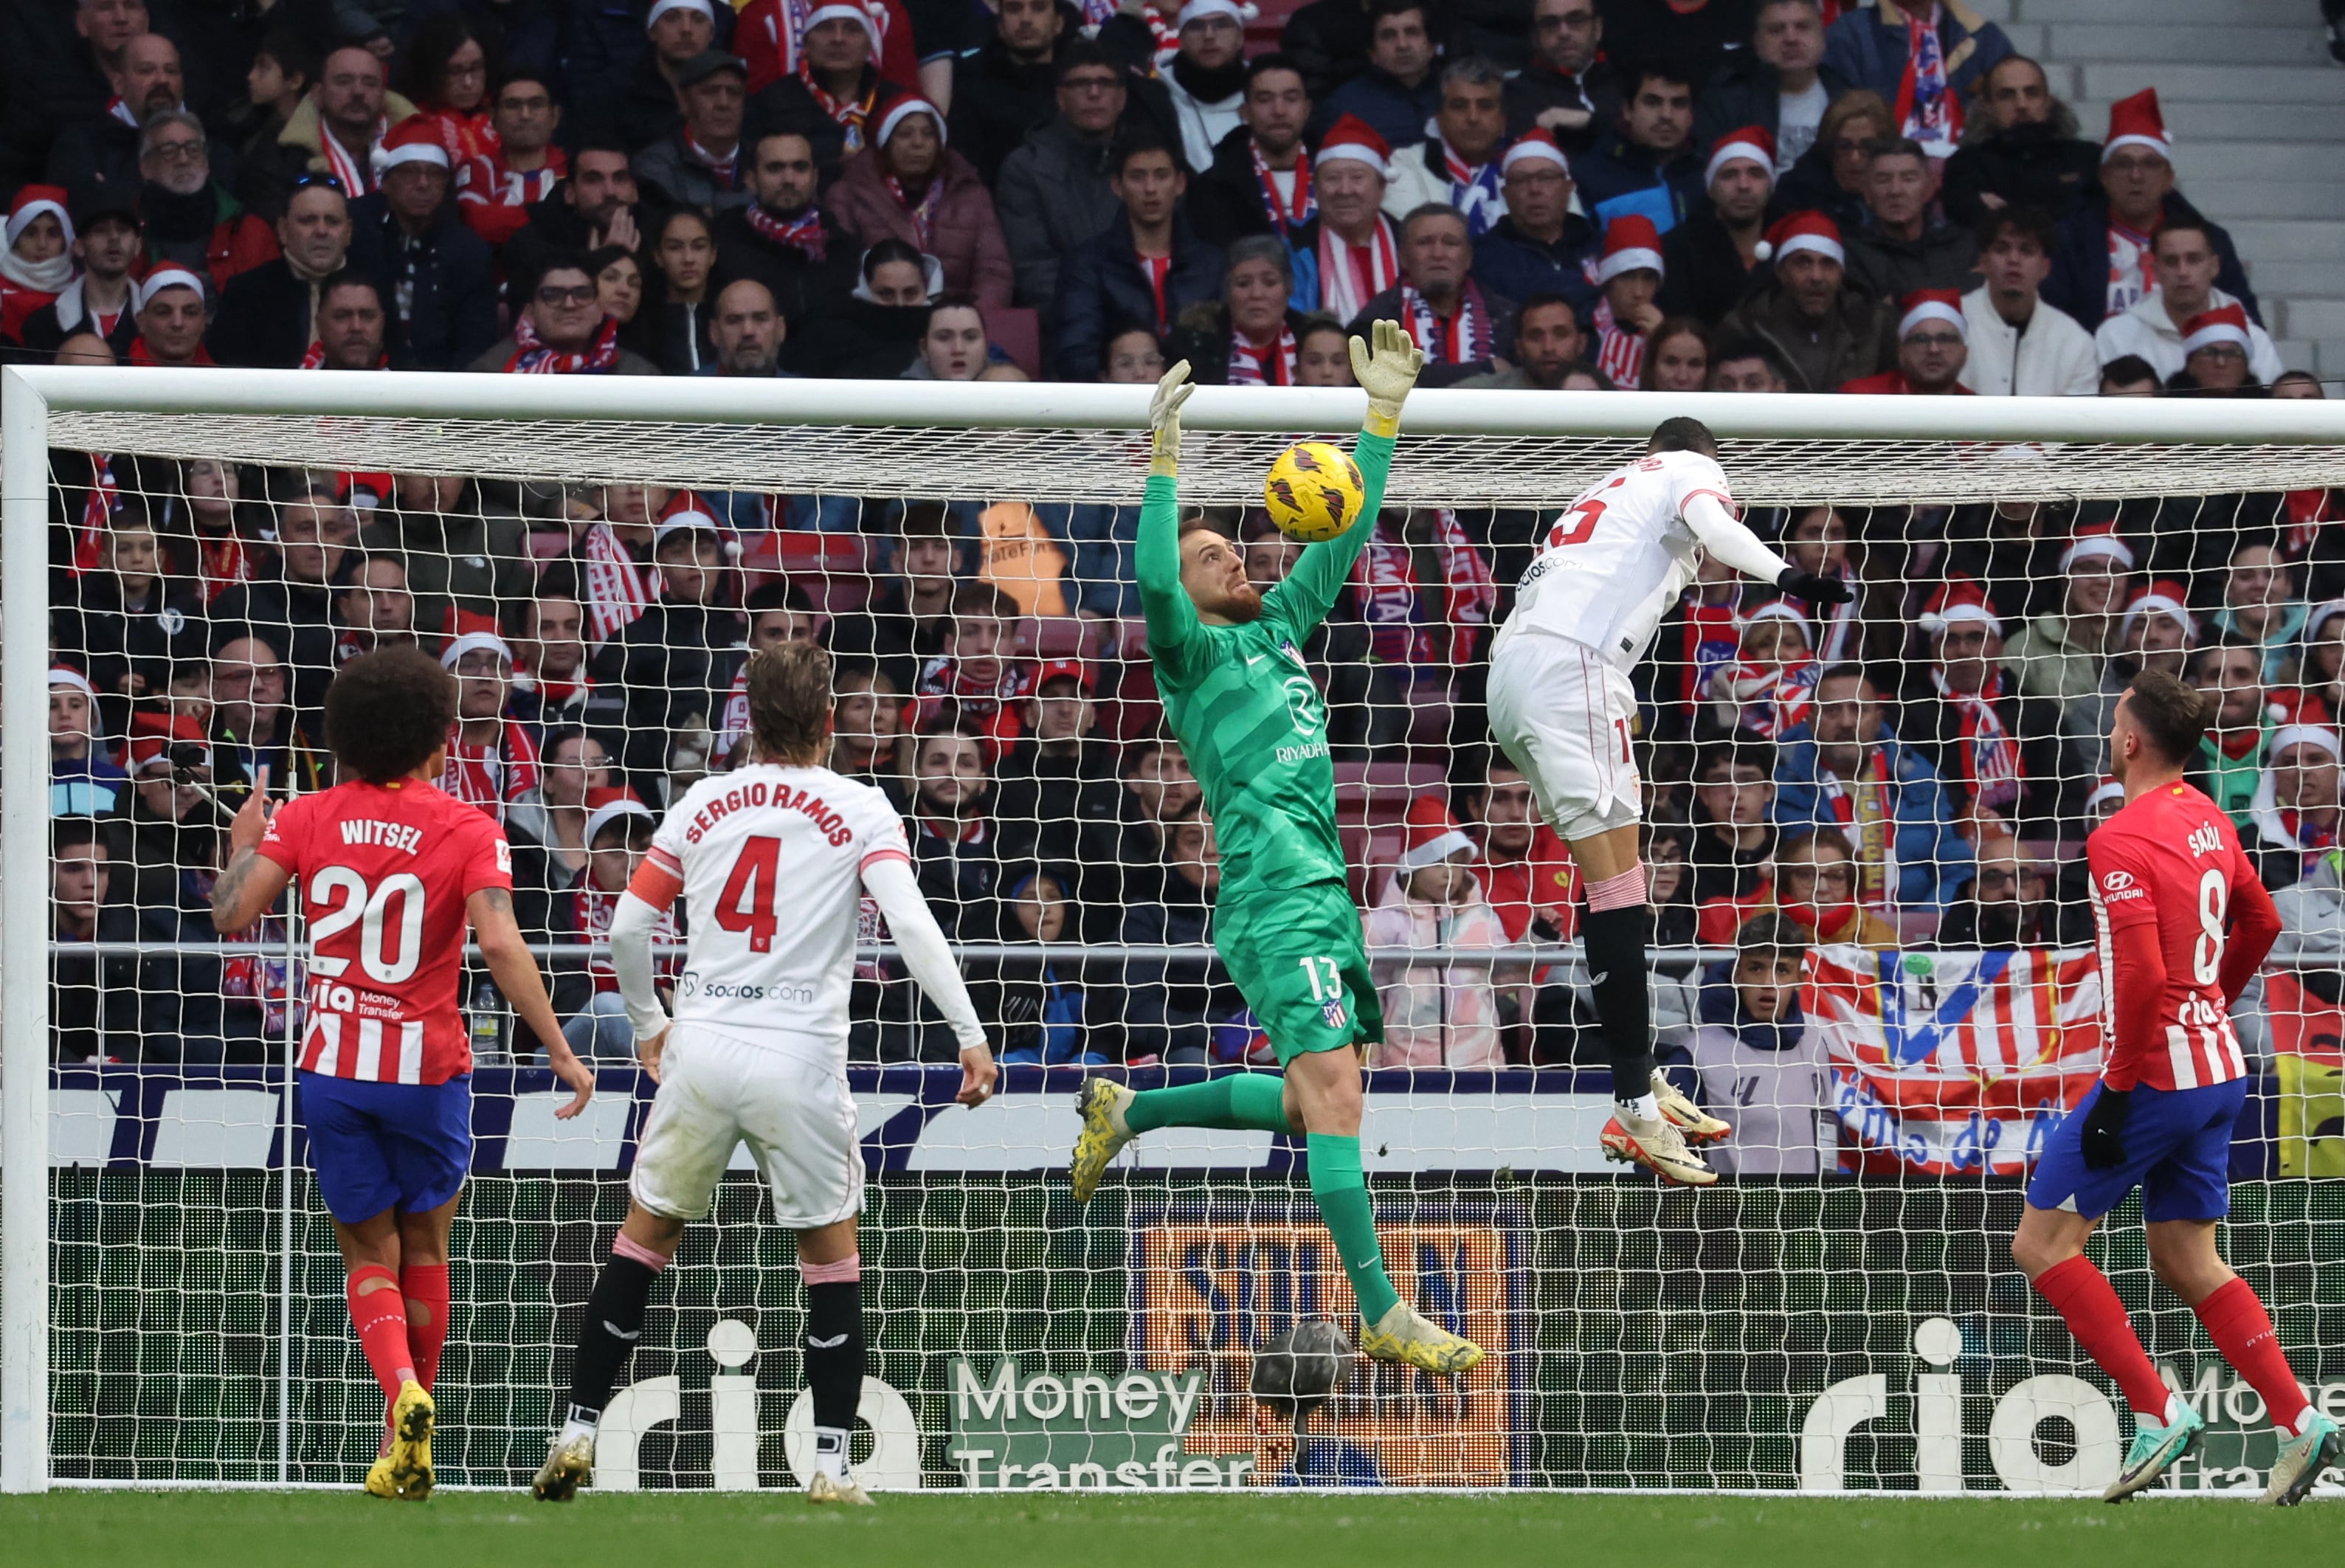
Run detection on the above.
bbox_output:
[1488,417,1853,1184]
[533,642,995,1506]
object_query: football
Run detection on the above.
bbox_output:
[1263,441,1367,543]
[1249,1318,1355,1419]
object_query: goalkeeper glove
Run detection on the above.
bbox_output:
[2079,1085,2130,1172]
[1148,360,1194,477]
[1778,566,1856,605]
[1349,318,1425,437]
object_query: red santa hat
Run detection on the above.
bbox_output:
[1314,114,1390,178]
[374,114,452,174]
[2058,520,2135,574]
[2101,87,2172,165]
[1740,599,1811,638]
[874,94,946,149]
[6,184,73,251]
[47,666,98,702]
[1396,795,1476,870]
[802,1,883,52]
[2180,303,2251,356]
[1704,125,1776,190]
[2269,723,2342,762]
[127,712,210,776]
[134,266,205,312]
[653,507,727,550]
[1596,214,1665,285]
[1919,580,2001,640]
[1501,128,1571,176]
[440,631,515,669]
[1897,288,1966,340]
[2119,578,2197,643]
[1758,210,1841,267]
[645,0,716,28]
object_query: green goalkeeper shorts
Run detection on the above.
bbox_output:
[1218,884,1384,1065]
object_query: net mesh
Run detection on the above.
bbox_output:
[27,401,2345,1494]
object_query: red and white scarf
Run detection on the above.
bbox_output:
[1316,216,1397,325]
[1674,594,1742,715]
[2104,216,2157,320]
[568,871,681,990]
[505,314,622,373]
[73,455,120,576]
[1350,508,1496,669]
[683,131,741,190]
[745,201,829,261]
[1710,653,1819,739]
[1400,281,1492,366]
[1595,322,1644,387]
[1432,139,1506,238]
[801,61,877,153]
[885,173,944,251]
[1252,144,1314,237]
[1892,3,1961,156]
[2284,488,2338,556]
[714,663,753,769]
[106,96,139,128]
[319,120,384,197]
[1933,667,2023,812]
[196,529,253,604]
[1226,322,1297,387]
[457,146,567,210]
[581,522,657,643]
[439,718,542,821]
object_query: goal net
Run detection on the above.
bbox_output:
[7,367,2345,1497]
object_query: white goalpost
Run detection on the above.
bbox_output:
[6,364,2345,1497]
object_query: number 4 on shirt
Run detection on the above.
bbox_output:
[716,835,784,952]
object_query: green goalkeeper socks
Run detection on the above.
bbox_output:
[1307,1133,1401,1327]
[1124,1072,1292,1134]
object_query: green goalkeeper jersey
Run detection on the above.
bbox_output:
[1136,430,1395,898]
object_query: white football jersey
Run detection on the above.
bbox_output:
[646,763,910,1061]
[1499,450,1736,669]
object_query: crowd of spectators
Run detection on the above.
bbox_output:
[19,0,2344,1091]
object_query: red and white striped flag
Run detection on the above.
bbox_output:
[581,522,656,644]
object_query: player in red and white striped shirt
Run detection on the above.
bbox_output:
[2014,669,2337,1505]
[213,646,594,1502]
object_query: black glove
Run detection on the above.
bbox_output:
[2079,1085,2131,1171]
[1778,566,1856,606]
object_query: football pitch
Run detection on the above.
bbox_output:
[2,1490,2335,1568]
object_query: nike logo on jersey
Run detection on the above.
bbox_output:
[807,1332,850,1349]
[1245,653,1267,666]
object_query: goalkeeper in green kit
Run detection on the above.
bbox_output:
[1067,320,1483,1376]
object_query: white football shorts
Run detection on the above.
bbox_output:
[1488,626,1643,843]
[629,1025,863,1229]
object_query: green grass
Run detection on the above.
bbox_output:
[2,1490,2335,1568]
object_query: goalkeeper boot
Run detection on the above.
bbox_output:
[1359,1301,1485,1377]
[1601,1108,1717,1187]
[2262,1412,2341,1506]
[1651,1069,1730,1147]
[380,1379,435,1501]
[532,1430,596,1502]
[807,1470,875,1506]
[2102,1403,2204,1502]
[1068,1078,1136,1203]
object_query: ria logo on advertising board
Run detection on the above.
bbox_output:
[1127,1203,1529,1486]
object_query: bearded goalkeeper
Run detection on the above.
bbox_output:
[1068,320,1482,1376]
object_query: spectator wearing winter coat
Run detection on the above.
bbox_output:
[1364,800,1511,1069]
[1378,58,1511,238]
[709,131,856,329]
[346,118,500,371]
[1772,87,1889,238]
[46,32,193,208]
[500,145,646,301]
[1048,136,1223,380]
[1164,238,1314,384]
[18,193,142,361]
[1674,913,1828,1176]
[1713,211,1894,393]
[1842,137,1978,303]
[1657,125,1780,326]
[1958,207,2098,397]
[1468,131,1598,320]
[2001,527,2130,709]
[1692,0,1850,172]
[995,43,1136,308]
[1938,55,2100,231]
[132,111,277,291]
[1568,61,1705,233]
[206,179,353,368]
[466,256,663,375]
[1348,204,1516,387]
[1773,662,1972,911]
[1184,54,1317,263]
[1310,0,1440,150]
[787,238,938,378]
[244,46,421,220]
[1502,0,1620,153]
[1822,0,2011,158]
[2243,727,2343,894]
[452,75,567,249]
[630,49,754,213]
[1158,0,1251,173]
[826,96,1015,309]
[950,0,1069,184]
[2092,220,2284,387]
[2042,89,2257,329]
[580,0,720,156]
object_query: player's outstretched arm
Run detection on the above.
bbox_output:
[470,885,595,1119]
[863,857,997,1106]
[210,771,294,933]
[1271,322,1423,633]
[607,886,674,1082]
[1682,493,1854,605]
[1136,360,1201,655]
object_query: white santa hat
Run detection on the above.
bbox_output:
[47,666,97,701]
[653,508,725,549]
[1595,214,1664,286]
[2268,724,2342,762]
[439,631,515,669]
[874,95,946,149]
[6,184,74,252]
[645,0,715,29]
[2101,87,2172,165]
[2087,777,2125,812]
[134,266,206,312]
[1703,125,1775,191]
[584,797,657,847]
[2059,522,2135,574]
[1919,581,2002,640]
[1175,0,1254,27]
[801,1,881,49]
[1502,128,1570,176]
[2118,578,2197,643]
[1740,599,1811,639]
[1897,288,1966,340]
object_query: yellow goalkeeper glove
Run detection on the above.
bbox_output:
[1349,318,1425,439]
[1149,359,1195,478]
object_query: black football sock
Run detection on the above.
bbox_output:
[1580,903,1656,1103]
[561,1250,659,1430]
[805,1279,866,1479]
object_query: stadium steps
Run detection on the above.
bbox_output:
[2023,0,2345,379]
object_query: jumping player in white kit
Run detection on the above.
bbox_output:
[1488,416,1854,1185]
[533,642,995,1507]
